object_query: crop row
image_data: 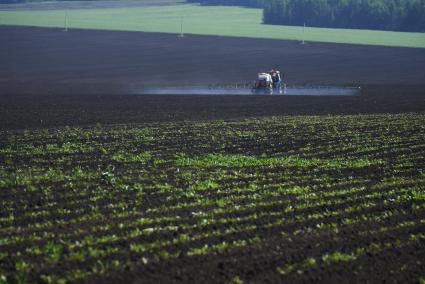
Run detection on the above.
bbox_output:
[0,113,424,283]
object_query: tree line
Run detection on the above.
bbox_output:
[187,0,425,32]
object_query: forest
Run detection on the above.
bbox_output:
[188,0,425,32]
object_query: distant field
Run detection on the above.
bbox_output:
[0,0,184,10]
[0,4,425,48]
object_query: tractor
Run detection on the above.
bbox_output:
[252,71,285,95]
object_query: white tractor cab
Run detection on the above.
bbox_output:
[252,70,285,95]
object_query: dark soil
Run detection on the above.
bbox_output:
[0,84,424,130]
[1,26,424,130]
[1,26,425,92]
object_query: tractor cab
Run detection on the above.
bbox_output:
[252,72,273,95]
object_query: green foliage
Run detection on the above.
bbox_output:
[187,244,209,256]
[44,242,63,263]
[228,275,244,284]
[100,165,116,186]
[276,263,295,275]
[303,257,317,267]
[14,260,29,284]
[176,153,383,169]
[322,251,356,264]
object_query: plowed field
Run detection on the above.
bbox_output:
[1,26,425,96]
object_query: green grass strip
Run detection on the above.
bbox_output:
[0,4,425,48]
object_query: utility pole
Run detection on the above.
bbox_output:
[301,22,306,44]
[179,16,184,38]
[64,10,69,32]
